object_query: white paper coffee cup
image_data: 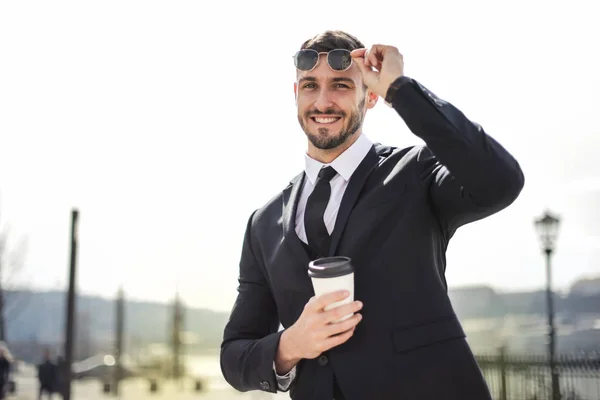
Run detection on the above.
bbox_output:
[308,256,354,323]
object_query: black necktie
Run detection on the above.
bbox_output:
[304,166,337,259]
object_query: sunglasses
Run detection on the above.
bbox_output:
[293,49,353,72]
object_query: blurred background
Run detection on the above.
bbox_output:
[0,0,598,399]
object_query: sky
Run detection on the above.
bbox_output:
[0,0,599,312]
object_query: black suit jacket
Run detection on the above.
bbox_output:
[220,77,525,400]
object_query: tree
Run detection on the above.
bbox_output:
[0,205,29,342]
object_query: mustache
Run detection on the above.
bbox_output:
[305,108,346,118]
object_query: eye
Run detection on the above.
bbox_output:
[302,83,317,89]
[334,83,350,89]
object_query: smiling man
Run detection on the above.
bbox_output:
[220,30,525,400]
[297,73,366,153]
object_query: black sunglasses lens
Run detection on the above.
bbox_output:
[328,49,352,71]
[295,50,319,71]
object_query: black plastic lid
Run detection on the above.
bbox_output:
[308,256,353,278]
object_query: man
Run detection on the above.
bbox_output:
[37,349,57,399]
[220,30,524,400]
[0,343,12,399]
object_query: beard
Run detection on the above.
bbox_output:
[298,98,365,150]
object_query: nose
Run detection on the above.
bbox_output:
[313,88,334,112]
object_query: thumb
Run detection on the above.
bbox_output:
[352,55,378,87]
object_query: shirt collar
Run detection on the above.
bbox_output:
[304,133,373,185]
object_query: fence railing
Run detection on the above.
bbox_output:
[475,349,600,400]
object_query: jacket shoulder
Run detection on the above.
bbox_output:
[376,143,428,164]
[249,171,303,228]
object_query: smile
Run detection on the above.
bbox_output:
[311,116,342,124]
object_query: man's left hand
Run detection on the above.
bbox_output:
[351,45,404,99]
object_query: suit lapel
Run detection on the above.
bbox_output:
[282,172,311,267]
[329,145,381,256]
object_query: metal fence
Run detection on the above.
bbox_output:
[476,350,600,400]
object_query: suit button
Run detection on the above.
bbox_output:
[318,355,328,366]
[259,381,270,391]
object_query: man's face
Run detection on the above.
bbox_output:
[294,53,374,151]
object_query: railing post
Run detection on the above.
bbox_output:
[499,345,507,400]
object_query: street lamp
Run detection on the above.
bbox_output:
[534,210,561,400]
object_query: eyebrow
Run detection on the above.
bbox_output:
[298,76,356,85]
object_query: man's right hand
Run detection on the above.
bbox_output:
[274,290,363,374]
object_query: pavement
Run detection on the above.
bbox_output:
[7,366,288,400]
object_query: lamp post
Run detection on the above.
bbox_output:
[534,210,561,400]
[64,208,79,400]
[114,286,125,396]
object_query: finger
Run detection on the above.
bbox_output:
[350,48,367,58]
[323,313,362,337]
[367,50,380,70]
[309,290,351,312]
[322,301,363,324]
[369,47,389,71]
[352,48,374,68]
[339,325,356,337]
[352,56,373,76]
[370,44,398,57]
[372,59,383,72]
[353,58,379,89]
[321,326,355,351]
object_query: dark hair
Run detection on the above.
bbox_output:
[300,30,365,52]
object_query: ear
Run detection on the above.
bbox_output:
[365,89,379,109]
[294,82,298,100]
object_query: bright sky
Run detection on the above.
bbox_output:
[1,0,599,312]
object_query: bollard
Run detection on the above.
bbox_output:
[194,380,203,392]
[149,379,158,393]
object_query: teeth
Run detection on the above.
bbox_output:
[314,117,340,124]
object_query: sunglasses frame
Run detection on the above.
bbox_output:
[293,49,353,72]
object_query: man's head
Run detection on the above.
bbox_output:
[293,31,378,156]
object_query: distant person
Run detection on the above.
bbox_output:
[37,350,57,400]
[220,30,524,399]
[0,343,12,399]
[54,356,67,399]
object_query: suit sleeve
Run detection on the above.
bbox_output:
[389,77,525,235]
[220,211,282,394]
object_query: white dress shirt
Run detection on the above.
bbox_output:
[274,133,373,391]
[295,132,374,243]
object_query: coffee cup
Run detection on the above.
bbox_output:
[308,256,354,323]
